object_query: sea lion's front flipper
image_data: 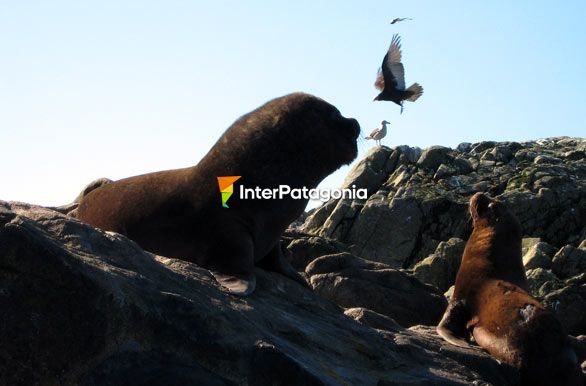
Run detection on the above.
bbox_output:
[210,271,257,297]
[208,234,257,296]
[259,242,310,289]
[437,300,472,348]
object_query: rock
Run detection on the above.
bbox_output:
[395,145,423,164]
[340,146,397,192]
[456,142,472,153]
[563,150,586,161]
[306,253,447,327]
[412,238,466,292]
[552,245,586,279]
[345,195,423,267]
[416,145,451,171]
[282,231,348,270]
[534,155,562,164]
[542,275,586,336]
[344,307,402,331]
[521,237,541,255]
[444,285,455,300]
[522,241,556,270]
[470,141,497,154]
[526,268,564,298]
[0,201,523,385]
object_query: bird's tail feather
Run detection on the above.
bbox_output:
[405,83,423,102]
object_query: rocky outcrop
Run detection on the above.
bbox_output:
[302,137,586,269]
[305,252,447,327]
[0,201,520,385]
[301,137,586,337]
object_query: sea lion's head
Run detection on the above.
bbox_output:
[469,192,521,236]
[215,93,360,185]
[271,92,360,169]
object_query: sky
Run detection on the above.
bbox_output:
[1,1,585,208]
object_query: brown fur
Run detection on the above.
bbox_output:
[437,193,582,385]
[73,92,360,296]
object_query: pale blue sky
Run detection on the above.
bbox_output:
[1,1,584,207]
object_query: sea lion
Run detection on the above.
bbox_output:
[437,193,582,385]
[73,92,360,296]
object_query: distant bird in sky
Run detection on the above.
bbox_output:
[390,17,412,24]
[365,120,389,145]
[373,34,423,113]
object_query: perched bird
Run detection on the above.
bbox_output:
[373,34,423,113]
[365,120,389,145]
[390,17,412,24]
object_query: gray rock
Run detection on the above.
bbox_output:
[412,238,466,292]
[346,195,422,267]
[522,237,542,255]
[0,201,517,385]
[470,141,497,154]
[526,268,564,298]
[344,307,402,331]
[552,245,586,279]
[395,145,423,164]
[306,252,447,327]
[456,142,472,153]
[522,241,556,270]
[416,145,451,171]
[534,155,562,164]
[542,274,586,336]
[283,232,348,270]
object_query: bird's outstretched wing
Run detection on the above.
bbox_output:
[381,35,406,90]
[390,17,413,24]
[387,34,402,63]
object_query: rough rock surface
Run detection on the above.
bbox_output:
[301,137,586,336]
[302,137,586,269]
[411,238,466,292]
[306,252,447,327]
[0,201,520,385]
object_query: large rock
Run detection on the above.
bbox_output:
[522,241,556,270]
[306,252,447,327]
[552,245,586,279]
[542,274,586,336]
[412,237,466,292]
[0,201,519,385]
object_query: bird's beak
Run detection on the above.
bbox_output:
[373,95,379,102]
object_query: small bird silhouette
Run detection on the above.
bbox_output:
[373,34,423,113]
[390,17,412,24]
[365,120,389,145]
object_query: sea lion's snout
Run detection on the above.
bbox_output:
[346,117,360,140]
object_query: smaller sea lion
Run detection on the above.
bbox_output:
[437,193,582,386]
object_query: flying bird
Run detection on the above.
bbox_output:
[365,120,389,145]
[373,34,423,113]
[390,17,412,24]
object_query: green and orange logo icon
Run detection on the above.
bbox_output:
[217,176,241,208]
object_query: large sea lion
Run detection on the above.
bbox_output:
[73,92,360,296]
[437,193,582,385]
